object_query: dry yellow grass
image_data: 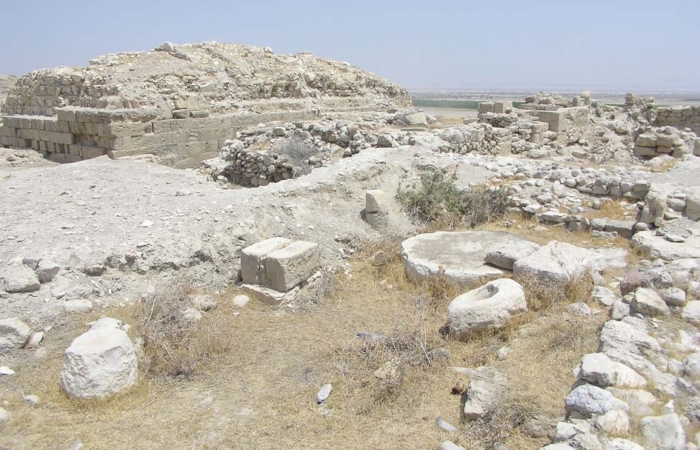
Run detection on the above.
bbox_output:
[583,198,637,221]
[0,235,609,450]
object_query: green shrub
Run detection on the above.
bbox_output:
[396,170,511,228]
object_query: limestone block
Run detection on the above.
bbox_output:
[478,102,495,114]
[636,133,658,147]
[537,110,568,132]
[263,241,320,292]
[366,190,388,214]
[240,237,292,285]
[493,101,512,113]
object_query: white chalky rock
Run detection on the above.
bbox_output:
[576,353,647,389]
[316,384,332,404]
[513,241,604,285]
[447,279,527,338]
[565,384,628,418]
[592,286,618,307]
[462,366,507,420]
[232,294,250,307]
[440,441,466,450]
[59,327,138,399]
[0,407,8,424]
[595,409,630,435]
[36,260,60,283]
[683,353,700,379]
[0,263,40,293]
[0,317,32,351]
[439,441,466,450]
[631,288,670,317]
[682,301,700,324]
[640,414,686,450]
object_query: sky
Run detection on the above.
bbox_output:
[1,0,699,92]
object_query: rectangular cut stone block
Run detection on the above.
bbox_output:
[634,146,657,157]
[263,241,320,292]
[537,111,568,132]
[493,102,512,113]
[240,237,292,285]
[478,102,494,114]
[366,190,388,213]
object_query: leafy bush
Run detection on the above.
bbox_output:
[396,170,512,228]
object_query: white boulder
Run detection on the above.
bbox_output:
[565,384,628,418]
[576,353,647,389]
[513,241,604,285]
[0,317,32,351]
[0,263,40,293]
[640,414,686,450]
[462,366,507,421]
[447,279,527,338]
[631,288,670,317]
[59,326,138,399]
[592,286,617,307]
[36,260,60,283]
[682,301,700,324]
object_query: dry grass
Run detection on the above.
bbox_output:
[583,198,637,221]
[476,213,631,250]
[0,235,609,450]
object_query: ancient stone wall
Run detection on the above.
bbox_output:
[655,106,700,134]
[0,42,411,164]
[0,107,319,165]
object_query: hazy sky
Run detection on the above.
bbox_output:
[2,0,698,92]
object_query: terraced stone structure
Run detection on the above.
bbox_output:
[0,42,410,166]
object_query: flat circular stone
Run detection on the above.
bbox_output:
[401,231,536,286]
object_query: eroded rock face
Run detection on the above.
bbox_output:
[59,326,138,399]
[447,279,527,338]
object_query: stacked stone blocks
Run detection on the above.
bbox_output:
[1,106,319,164]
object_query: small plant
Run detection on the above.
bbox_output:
[396,170,512,228]
[274,138,319,167]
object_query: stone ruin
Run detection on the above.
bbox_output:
[0,42,410,166]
